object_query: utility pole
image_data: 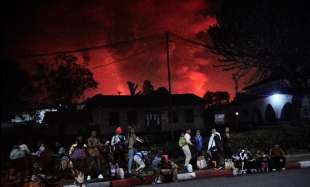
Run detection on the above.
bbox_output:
[166,31,172,93]
[232,73,240,99]
[165,31,174,139]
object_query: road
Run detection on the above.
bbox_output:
[140,168,310,187]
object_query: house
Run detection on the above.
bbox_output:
[85,94,206,134]
[212,79,310,127]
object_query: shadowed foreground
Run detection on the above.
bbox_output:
[141,168,310,187]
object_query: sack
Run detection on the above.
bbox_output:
[117,168,125,179]
[225,159,234,169]
[186,164,193,172]
[71,148,87,160]
[10,149,25,160]
[197,156,207,169]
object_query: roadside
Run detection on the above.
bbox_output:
[59,153,310,187]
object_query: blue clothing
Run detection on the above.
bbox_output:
[194,135,203,152]
[128,149,135,174]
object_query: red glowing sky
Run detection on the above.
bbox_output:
[3,0,239,98]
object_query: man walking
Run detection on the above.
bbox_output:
[208,128,224,169]
[183,129,193,170]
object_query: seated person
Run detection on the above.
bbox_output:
[133,150,149,174]
[151,152,163,183]
[269,144,286,171]
[157,155,178,183]
[244,149,256,173]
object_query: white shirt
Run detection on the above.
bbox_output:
[184,133,192,145]
[208,132,221,150]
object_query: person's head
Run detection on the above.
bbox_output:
[77,136,83,143]
[274,144,280,148]
[55,141,61,147]
[225,127,230,133]
[196,130,200,136]
[211,128,216,134]
[129,127,135,135]
[115,127,122,135]
[161,155,169,163]
[91,130,97,137]
[180,132,185,137]
[186,129,191,134]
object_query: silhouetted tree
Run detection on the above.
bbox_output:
[33,54,98,108]
[142,80,154,95]
[198,0,310,88]
[153,87,170,95]
[127,81,141,96]
[203,91,215,107]
[203,91,230,107]
[2,60,37,120]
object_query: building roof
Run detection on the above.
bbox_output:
[85,94,206,108]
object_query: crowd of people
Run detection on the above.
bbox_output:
[7,126,287,186]
[178,127,286,176]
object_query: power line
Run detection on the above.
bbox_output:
[90,39,165,70]
[169,32,209,49]
[19,33,162,59]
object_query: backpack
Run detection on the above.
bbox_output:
[178,137,186,147]
[71,147,87,160]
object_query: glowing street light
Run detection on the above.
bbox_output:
[270,93,282,104]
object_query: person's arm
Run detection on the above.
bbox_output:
[111,136,115,146]
[69,144,76,156]
[207,135,213,150]
[136,136,144,143]
[87,138,93,148]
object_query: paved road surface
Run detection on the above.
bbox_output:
[141,168,310,187]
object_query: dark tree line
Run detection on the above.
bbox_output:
[199,0,310,90]
[2,54,98,120]
[127,80,169,96]
[203,91,230,107]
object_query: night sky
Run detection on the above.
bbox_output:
[2,0,238,98]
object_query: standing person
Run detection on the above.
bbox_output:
[183,129,193,170]
[69,136,87,180]
[208,128,224,169]
[111,127,126,169]
[158,155,178,183]
[87,130,103,179]
[194,130,204,156]
[223,126,232,159]
[54,141,69,174]
[8,142,31,182]
[126,126,143,176]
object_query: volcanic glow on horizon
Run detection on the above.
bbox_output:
[4,0,237,98]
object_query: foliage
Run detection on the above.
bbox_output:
[127,81,141,96]
[142,80,154,95]
[2,60,38,120]
[199,0,310,88]
[203,91,230,107]
[230,125,310,154]
[32,54,98,107]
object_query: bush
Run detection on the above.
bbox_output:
[230,125,310,154]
